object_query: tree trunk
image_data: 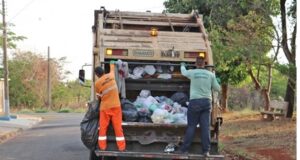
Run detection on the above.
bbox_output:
[261,89,270,111]
[221,84,228,112]
[280,0,296,118]
[285,77,295,118]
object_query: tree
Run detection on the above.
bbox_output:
[8,51,66,109]
[164,0,280,111]
[0,23,26,49]
[279,0,296,118]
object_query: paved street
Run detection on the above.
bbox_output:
[0,113,90,160]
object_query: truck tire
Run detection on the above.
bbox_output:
[89,150,102,160]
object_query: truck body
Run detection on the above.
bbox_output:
[87,7,223,160]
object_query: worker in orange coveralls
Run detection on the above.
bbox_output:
[94,60,126,151]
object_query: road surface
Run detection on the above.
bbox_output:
[0,113,90,160]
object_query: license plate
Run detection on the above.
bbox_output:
[133,50,154,57]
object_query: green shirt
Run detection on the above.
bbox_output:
[181,66,220,100]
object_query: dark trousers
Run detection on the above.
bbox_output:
[180,98,211,153]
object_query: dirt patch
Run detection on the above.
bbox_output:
[220,111,296,160]
[250,148,292,160]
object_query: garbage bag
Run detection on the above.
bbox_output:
[151,109,169,123]
[148,103,159,112]
[170,92,189,107]
[133,66,144,78]
[172,113,187,124]
[80,100,100,150]
[134,96,146,108]
[122,99,138,122]
[143,96,158,108]
[160,103,173,112]
[155,96,174,105]
[157,74,172,79]
[164,114,175,124]
[144,65,156,75]
[137,108,152,123]
[139,90,151,98]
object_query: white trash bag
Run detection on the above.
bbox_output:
[151,109,169,123]
[144,65,156,75]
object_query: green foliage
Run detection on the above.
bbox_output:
[0,23,27,49]
[164,0,278,88]
[8,50,90,111]
[8,53,41,109]
[52,80,90,110]
[271,68,288,99]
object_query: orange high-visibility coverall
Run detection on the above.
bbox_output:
[95,64,126,151]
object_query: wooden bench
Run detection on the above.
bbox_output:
[260,100,288,120]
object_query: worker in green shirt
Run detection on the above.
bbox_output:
[176,54,220,157]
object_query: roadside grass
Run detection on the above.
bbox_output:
[34,108,48,113]
[18,108,34,114]
[73,108,87,113]
[57,107,73,113]
[220,109,296,160]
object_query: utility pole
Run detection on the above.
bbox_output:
[47,46,51,110]
[1,0,10,120]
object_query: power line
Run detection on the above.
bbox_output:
[7,0,36,22]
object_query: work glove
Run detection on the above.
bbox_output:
[110,60,116,64]
[180,62,186,67]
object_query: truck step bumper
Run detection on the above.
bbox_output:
[95,150,224,159]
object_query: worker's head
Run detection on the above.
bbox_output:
[94,66,104,78]
[196,57,205,68]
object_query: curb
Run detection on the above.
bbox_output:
[16,114,43,121]
[0,128,22,144]
[0,115,43,144]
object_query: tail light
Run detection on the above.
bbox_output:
[106,49,128,56]
[184,52,206,58]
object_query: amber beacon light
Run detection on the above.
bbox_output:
[150,28,158,36]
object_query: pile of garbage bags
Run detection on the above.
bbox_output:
[128,65,174,79]
[122,90,188,124]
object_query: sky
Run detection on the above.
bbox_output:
[5,0,299,81]
[6,0,166,81]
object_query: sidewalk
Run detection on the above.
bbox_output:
[0,114,42,144]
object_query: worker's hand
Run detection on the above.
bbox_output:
[110,60,116,64]
[180,62,186,67]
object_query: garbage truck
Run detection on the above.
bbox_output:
[80,7,224,160]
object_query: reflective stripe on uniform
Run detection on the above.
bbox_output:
[98,136,107,140]
[97,85,117,97]
[116,136,125,141]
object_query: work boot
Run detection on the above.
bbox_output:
[203,152,210,157]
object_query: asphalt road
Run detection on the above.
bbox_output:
[0,113,90,160]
